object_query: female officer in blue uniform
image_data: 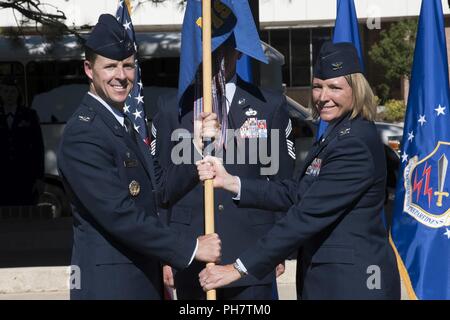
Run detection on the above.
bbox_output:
[197,42,401,299]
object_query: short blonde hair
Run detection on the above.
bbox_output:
[311,73,376,121]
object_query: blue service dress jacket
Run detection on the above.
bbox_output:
[58,93,199,300]
[153,77,296,294]
[237,113,401,299]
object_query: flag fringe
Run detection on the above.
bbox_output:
[389,232,418,300]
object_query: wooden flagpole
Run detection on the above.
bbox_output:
[202,0,216,301]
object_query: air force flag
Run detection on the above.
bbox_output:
[178,0,267,111]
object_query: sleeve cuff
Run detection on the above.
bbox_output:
[235,258,248,274]
[192,140,204,159]
[187,239,198,266]
[232,176,241,200]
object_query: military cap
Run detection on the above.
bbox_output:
[85,14,135,61]
[313,41,362,80]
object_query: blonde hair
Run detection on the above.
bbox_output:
[311,73,376,121]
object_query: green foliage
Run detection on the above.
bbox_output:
[369,18,417,100]
[375,83,390,103]
[370,19,417,81]
[373,95,381,107]
[381,99,406,122]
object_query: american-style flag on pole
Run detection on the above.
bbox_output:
[116,0,150,145]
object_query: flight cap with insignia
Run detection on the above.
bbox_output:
[85,14,135,61]
[313,41,362,80]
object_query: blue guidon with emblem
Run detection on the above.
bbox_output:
[403,142,450,228]
[391,0,450,300]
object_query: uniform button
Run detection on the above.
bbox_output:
[218,204,224,211]
[114,125,119,130]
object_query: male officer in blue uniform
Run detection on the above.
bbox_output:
[58,14,221,300]
[153,36,296,299]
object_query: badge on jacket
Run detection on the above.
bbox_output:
[129,180,140,196]
[245,108,257,116]
[305,158,322,176]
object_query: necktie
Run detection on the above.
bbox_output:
[123,114,138,144]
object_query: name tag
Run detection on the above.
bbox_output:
[124,159,139,168]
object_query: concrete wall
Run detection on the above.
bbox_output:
[260,0,450,26]
[1,0,449,29]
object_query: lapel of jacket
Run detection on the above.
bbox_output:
[179,88,196,146]
[11,107,22,129]
[135,136,158,192]
[227,77,267,151]
[83,94,157,189]
[183,109,195,132]
[228,77,260,130]
[0,107,9,129]
[0,113,5,129]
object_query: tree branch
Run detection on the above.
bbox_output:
[0,0,84,43]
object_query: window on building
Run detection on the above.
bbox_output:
[0,61,26,103]
[291,29,311,87]
[260,30,269,44]
[140,57,179,88]
[263,27,332,88]
[26,60,86,106]
[269,29,290,88]
[0,61,24,79]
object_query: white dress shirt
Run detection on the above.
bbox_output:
[88,92,125,127]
